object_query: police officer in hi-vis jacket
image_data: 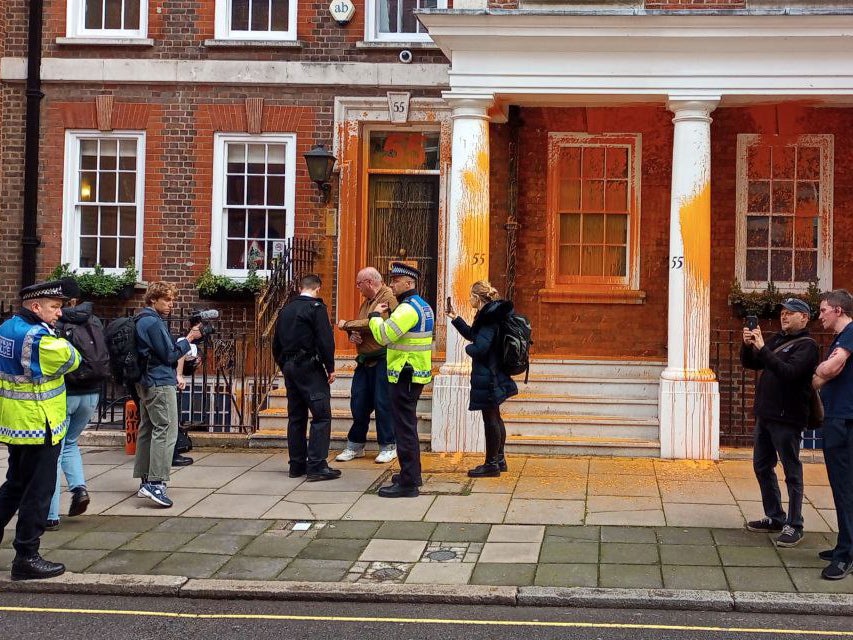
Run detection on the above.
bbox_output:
[369,263,434,498]
[0,280,80,581]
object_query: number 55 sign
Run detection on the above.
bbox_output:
[387,92,411,123]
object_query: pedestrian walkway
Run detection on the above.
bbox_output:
[1,447,849,595]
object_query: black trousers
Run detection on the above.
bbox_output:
[283,361,332,473]
[0,436,61,557]
[481,405,506,464]
[390,366,424,488]
[753,418,804,530]
[822,417,853,563]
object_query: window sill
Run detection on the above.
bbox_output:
[56,37,154,46]
[204,39,305,49]
[356,40,440,50]
[538,287,647,304]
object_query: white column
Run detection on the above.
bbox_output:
[431,94,493,453]
[659,97,721,460]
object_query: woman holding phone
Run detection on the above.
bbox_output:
[446,281,518,477]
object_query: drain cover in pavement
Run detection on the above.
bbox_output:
[372,567,405,581]
[427,549,458,562]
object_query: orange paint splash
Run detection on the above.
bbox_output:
[452,145,490,311]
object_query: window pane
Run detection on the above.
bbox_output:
[119,140,136,169]
[119,207,136,235]
[267,175,285,206]
[772,146,795,179]
[797,147,821,180]
[582,214,605,244]
[246,239,265,269]
[81,140,98,169]
[747,144,771,180]
[581,245,604,276]
[80,172,97,201]
[268,210,286,238]
[770,249,792,281]
[795,251,817,281]
[605,214,627,245]
[746,249,768,281]
[560,147,581,179]
[81,207,98,236]
[747,181,770,213]
[770,216,792,248]
[247,145,266,173]
[267,144,286,174]
[227,143,246,169]
[746,215,769,248]
[559,214,580,244]
[80,237,98,268]
[100,206,118,235]
[368,131,439,171]
[248,210,267,239]
[104,0,123,29]
[796,182,819,217]
[558,245,580,276]
[98,172,117,202]
[85,0,104,29]
[231,0,250,30]
[99,237,117,268]
[271,0,289,30]
[246,175,265,205]
[604,181,627,212]
[400,0,418,33]
[606,147,628,179]
[118,172,135,202]
[124,0,140,30]
[227,240,245,269]
[227,175,245,205]
[794,216,817,250]
[100,139,118,169]
[378,0,395,33]
[251,0,270,30]
[583,181,604,212]
[604,246,626,277]
[227,209,246,238]
[559,180,581,211]
[582,147,605,178]
[119,238,136,266]
[773,181,793,214]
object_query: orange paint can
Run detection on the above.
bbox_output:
[124,399,139,456]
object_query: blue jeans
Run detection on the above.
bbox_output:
[346,359,395,448]
[823,417,853,564]
[48,393,99,521]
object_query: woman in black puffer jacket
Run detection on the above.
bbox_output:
[448,280,518,478]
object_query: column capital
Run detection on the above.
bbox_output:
[666,96,720,122]
[442,92,494,121]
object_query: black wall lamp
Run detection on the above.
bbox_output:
[304,144,337,203]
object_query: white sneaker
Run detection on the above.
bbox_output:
[335,448,365,462]
[374,448,398,464]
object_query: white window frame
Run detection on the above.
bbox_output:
[215,0,298,41]
[364,0,445,43]
[66,0,149,39]
[735,133,834,293]
[211,133,297,278]
[61,130,146,275]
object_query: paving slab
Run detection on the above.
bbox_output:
[192,452,272,467]
[534,563,598,587]
[659,544,721,566]
[478,542,541,564]
[262,499,353,521]
[150,552,230,578]
[588,474,659,497]
[718,546,783,567]
[659,481,736,505]
[178,534,255,555]
[470,562,536,586]
[587,495,663,514]
[779,547,834,569]
[120,531,199,552]
[317,520,382,539]
[405,562,475,584]
[425,494,510,524]
[469,475,519,494]
[487,525,545,543]
[654,527,715,545]
[513,476,586,500]
[152,517,218,534]
[664,503,745,528]
[662,565,729,590]
[43,549,112,573]
[505,499,584,525]
[539,540,599,564]
[91,516,168,533]
[600,543,659,565]
[724,566,796,592]
[297,469,384,492]
[375,521,437,540]
[240,534,311,558]
[214,556,292,581]
[360,539,428,562]
[206,519,273,536]
[216,471,303,496]
[80,449,133,465]
[104,488,214,516]
[86,550,171,575]
[600,526,658,544]
[298,538,369,561]
[430,523,491,542]
[278,559,353,582]
[586,510,667,526]
[182,493,281,519]
[62,531,140,550]
[544,525,600,541]
[589,458,655,476]
[522,458,589,477]
[39,530,85,549]
[345,495,435,521]
[167,465,248,489]
[787,567,853,594]
[86,468,148,493]
[653,460,723,482]
[712,528,775,547]
[69,492,136,516]
[250,454,291,473]
[599,564,663,589]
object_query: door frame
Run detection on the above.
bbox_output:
[333,97,452,354]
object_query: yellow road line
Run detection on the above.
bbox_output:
[0,605,850,636]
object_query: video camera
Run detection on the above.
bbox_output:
[189,309,219,339]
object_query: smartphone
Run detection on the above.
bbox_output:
[445,296,453,314]
[745,315,759,331]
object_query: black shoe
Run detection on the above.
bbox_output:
[289,466,306,478]
[11,554,66,581]
[306,468,342,482]
[468,463,501,478]
[775,525,804,548]
[378,483,419,498]
[819,549,836,561]
[821,559,853,580]
[44,519,61,531]
[391,473,423,487]
[172,455,194,467]
[498,458,508,472]
[68,487,90,517]
[745,517,783,533]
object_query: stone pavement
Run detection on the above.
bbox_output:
[1,447,850,595]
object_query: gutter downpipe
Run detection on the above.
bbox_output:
[22,0,44,287]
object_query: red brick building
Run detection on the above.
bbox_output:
[2,0,852,458]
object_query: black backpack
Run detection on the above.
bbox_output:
[104,315,145,386]
[59,318,111,387]
[498,313,533,383]
[175,427,193,455]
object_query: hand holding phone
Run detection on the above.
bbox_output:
[445,296,456,318]
[745,315,758,331]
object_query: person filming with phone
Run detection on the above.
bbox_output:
[741,298,819,548]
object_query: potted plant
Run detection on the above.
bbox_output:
[195,266,265,301]
[50,261,139,300]
[728,279,821,320]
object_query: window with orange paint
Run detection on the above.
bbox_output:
[736,134,833,292]
[545,133,641,298]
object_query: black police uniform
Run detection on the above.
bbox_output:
[273,295,336,476]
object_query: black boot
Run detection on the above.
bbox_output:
[172,454,194,467]
[467,463,501,478]
[470,406,503,477]
[11,554,66,581]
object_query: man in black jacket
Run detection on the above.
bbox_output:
[273,274,338,482]
[741,298,819,548]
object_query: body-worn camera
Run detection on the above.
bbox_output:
[189,309,219,339]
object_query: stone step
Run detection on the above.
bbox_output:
[502,413,660,441]
[524,359,666,378]
[257,408,432,435]
[248,428,432,450]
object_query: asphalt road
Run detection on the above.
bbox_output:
[0,592,851,640]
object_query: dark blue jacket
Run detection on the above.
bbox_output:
[135,307,191,388]
[451,300,519,411]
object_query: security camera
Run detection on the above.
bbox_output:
[399,49,413,64]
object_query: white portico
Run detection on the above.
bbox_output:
[418,10,853,459]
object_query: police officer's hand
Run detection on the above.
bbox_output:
[349,332,363,345]
[328,372,336,384]
[375,302,389,315]
[742,327,755,345]
[187,325,203,343]
[751,327,765,350]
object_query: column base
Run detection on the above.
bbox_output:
[430,371,484,453]
[659,376,720,460]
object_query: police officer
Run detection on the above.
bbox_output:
[273,274,339,482]
[370,263,434,498]
[0,280,80,580]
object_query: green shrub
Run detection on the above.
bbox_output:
[195,266,265,298]
[728,279,821,318]
[49,261,138,298]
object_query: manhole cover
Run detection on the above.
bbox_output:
[372,567,404,581]
[427,549,457,562]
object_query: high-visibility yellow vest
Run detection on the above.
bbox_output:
[0,314,81,445]
[369,294,434,385]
